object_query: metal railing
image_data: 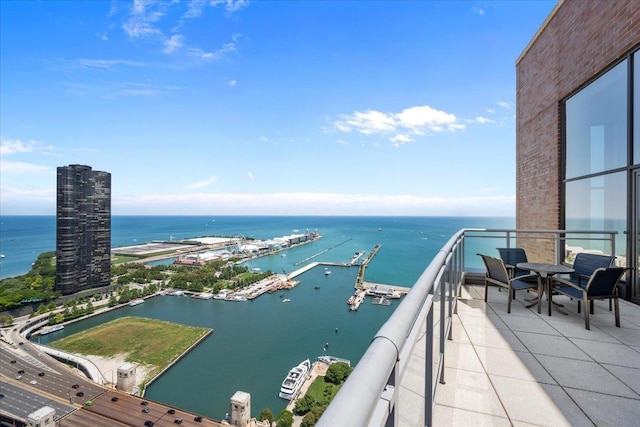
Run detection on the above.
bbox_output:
[317,228,618,427]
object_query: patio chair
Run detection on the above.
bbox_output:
[567,253,615,287]
[549,267,627,330]
[478,254,542,313]
[497,247,537,280]
[566,252,616,311]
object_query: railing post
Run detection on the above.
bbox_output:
[425,298,434,427]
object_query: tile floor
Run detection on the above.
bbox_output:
[400,283,640,426]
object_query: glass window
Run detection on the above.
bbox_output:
[565,171,627,263]
[635,51,640,165]
[565,60,628,179]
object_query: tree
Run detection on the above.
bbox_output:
[276,409,293,427]
[294,394,316,415]
[324,362,352,384]
[258,408,274,423]
[300,404,328,427]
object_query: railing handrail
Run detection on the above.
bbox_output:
[317,228,618,427]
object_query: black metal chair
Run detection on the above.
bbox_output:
[566,252,616,311]
[549,267,627,330]
[478,254,542,313]
[497,247,531,278]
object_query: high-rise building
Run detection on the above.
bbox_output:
[56,164,111,295]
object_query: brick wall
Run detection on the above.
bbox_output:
[515,0,640,261]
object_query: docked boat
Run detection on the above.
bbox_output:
[166,290,184,296]
[192,293,213,300]
[214,290,230,300]
[39,325,64,335]
[324,268,331,275]
[317,355,350,367]
[347,296,355,305]
[129,298,144,306]
[371,296,392,306]
[279,359,311,400]
[227,294,247,302]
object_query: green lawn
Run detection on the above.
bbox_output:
[49,316,211,380]
[305,376,340,404]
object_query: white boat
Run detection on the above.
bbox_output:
[39,325,64,335]
[191,292,213,300]
[214,290,230,300]
[282,298,291,303]
[279,359,311,400]
[317,355,350,367]
[324,268,331,275]
[228,294,247,302]
[129,299,144,307]
[166,290,184,296]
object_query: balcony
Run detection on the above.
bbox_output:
[318,229,640,426]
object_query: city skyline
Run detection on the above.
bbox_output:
[0,0,557,216]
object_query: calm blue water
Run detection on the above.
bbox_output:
[3,215,513,419]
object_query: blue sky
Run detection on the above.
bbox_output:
[0,0,557,216]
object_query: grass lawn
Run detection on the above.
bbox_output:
[305,375,340,404]
[49,316,211,379]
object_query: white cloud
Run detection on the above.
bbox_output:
[334,104,464,142]
[467,116,495,124]
[211,0,250,13]
[110,192,515,216]
[227,79,237,86]
[97,31,109,41]
[0,161,54,174]
[186,176,218,189]
[497,101,511,109]
[247,172,254,179]
[164,34,185,54]
[0,138,55,156]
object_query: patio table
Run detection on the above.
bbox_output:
[517,262,575,316]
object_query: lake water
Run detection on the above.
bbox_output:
[7,215,514,419]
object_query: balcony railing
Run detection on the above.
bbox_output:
[317,228,618,427]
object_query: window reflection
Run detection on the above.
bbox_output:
[565,171,627,264]
[565,60,627,179]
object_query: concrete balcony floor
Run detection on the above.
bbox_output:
[399,284,640,426]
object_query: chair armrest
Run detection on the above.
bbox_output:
[576,274,590,287]
[550,276,584,292]
[513,273,539,281]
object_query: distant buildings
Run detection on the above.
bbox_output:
[56,164,111,295]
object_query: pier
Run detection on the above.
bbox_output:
[294,238,352,265]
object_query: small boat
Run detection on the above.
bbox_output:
[279,359,311,400]
[165,290,184,296]
[129,299,144,307]
[317,355,350,366]
[324,268,331,275]
[0,254,5,258]
[347,296,355,305]
[192,293,213,300]
[314,286,320,290]
[282,299,291,303]
[39,325,64,335]
[214,290,230,300]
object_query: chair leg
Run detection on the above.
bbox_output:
[590,300,594,315]
[614,297,620,327]
[507,286,513,314]
[583,294,590,330]
[484,280,489,302]
[577,300,581,314]
[609,298,612,311]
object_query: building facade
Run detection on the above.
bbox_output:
[56,164,111,295]
[516,0,640,302]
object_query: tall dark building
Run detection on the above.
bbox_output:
[56,164,111,295]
